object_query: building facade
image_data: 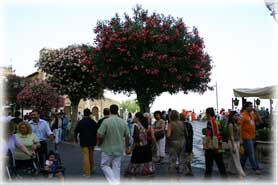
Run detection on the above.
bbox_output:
[64,97,120,121]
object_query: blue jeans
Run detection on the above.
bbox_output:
[240,139,259,171]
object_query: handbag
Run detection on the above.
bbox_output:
[211,136,219,149]
[239,145,245,155]
[155,130,165,140]
[203,135,219,150]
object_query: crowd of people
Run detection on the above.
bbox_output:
[202,102,264,179]
[3,110,69,180]
[2,101,268,184]
[73,105,194,184]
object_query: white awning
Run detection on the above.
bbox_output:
[233,85,278,99]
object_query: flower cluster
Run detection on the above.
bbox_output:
[16,81,64,110]
[37,44,103,102]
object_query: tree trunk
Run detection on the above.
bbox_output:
[136,93,151,113]
[68,99,80,142]
[138,102,150,113]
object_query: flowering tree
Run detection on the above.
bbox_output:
[37,44,103,140]
[94,5,213,112]
[17,81,64,112]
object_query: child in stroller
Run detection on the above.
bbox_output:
[42,150,64,179]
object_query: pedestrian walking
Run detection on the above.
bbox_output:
[125,112,155,176]
[180,113,194,176]
[50,113,63,150]
[10,111,23,133]
[203,107,227,178]
[74,108,98,177]
[97,104,130,185]
[127,112,133,133]
[166,110,187,176]
[97,108,110,130]
[28,109,55,168]
[227,111,246,178]
[62,113,69,141]
[238,102,261,175]
[143,112,157,161]
[153,111,166,164]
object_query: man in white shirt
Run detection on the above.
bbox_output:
[29,110,54,167]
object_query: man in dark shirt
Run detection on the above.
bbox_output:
[10,111,23,133]
[74,108,97,177]
[184,117,194,176]
[96,108,110,130]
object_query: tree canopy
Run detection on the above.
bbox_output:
[37,44,104,141]
[93,5,213,112]
[37,44,103,104]
[17,81,64,111]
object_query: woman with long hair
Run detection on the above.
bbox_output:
[153,111,166,164]
[124,112,155,176]
[227,111,246,178]
[203,107,227,178]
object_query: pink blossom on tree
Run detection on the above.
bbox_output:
[17,81,64,112]
[94,5,213,112]
[37,44,103,141]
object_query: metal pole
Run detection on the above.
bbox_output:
[270,99,273,114]
[215,82,219,114]
[232,98,234,110]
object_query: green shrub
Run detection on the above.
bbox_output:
[256,128,271,141]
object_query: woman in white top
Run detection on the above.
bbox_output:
[153,111,166,164]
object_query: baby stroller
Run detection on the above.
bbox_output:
[40,149,65,179]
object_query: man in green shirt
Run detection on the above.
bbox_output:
[97,104,130,185]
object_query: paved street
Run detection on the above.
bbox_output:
[7,121,274,184]
[55,142,273,183]
[51,121,274,184]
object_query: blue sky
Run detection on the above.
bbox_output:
[1,0,277,112]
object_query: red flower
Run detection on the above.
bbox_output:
[145,69,151,75]
[169,67,177,73]
[194,64,200,69]
[152,69,159,75]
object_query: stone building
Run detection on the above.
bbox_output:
[64,97,120,121]
[25,71,46,82]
